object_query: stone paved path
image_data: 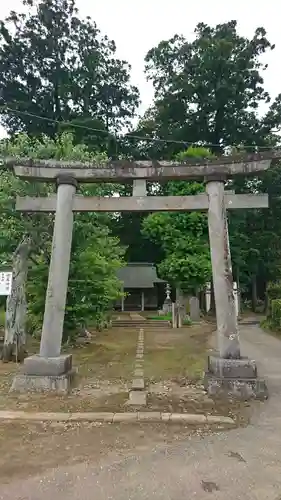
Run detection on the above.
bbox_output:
[2,324,281,500]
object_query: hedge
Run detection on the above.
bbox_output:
[271,299,281,330]
[266,281,281,318]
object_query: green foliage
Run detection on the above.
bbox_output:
[265,281,281,301]
[148,313,172,321]
[0,0,139,150]
[266,281,281,316]
[137,21,280,158]
[0,132,125,339]
[142,147,213,292]
[269,299,281,331]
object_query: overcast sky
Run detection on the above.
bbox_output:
[0,0,280,138]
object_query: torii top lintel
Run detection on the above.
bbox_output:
[6,151,279,183]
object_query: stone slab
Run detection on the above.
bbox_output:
[23,354,72,376]
[136,353,143,359]
[113,413,138,422]
[204,372,268,401]
[137,412,161,421]
[189,296,200,322]
[68,412,114,422]
[161,413,172,422]
[208,354,257,379]
[0,410,235,426]
[132,378,145,390]
[10,370,75,394]
[169,413,207,423]
[134,368,144,378]
[134,364,143,371]
[127,391,147,406]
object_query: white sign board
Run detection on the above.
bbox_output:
[0,272,13,296]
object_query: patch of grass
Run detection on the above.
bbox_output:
[69,329,137,380]
[148,313,172,321]
[0,327,138,413]
[260,318,281,338]
[145,348,205,381]
[144,323,214,382]
[0,322,213,414]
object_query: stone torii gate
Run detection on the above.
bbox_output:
[9,154,273,398]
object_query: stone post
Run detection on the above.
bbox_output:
[40,174,77,357]
[233,282,239,317]
[133,179,147,197]
[205,282,211,312]
[11,174,77,393]
[171,302,177,328]
[141,291,145,312]
[206,177,240,359]
[204,177,267,400]
[163,283,172,314]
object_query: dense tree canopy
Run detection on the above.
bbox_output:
[135,21,281,158]
[0,0,139,152]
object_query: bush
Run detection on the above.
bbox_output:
[271,299,281,330]
[26,230,125,342]
[266,281,281,317]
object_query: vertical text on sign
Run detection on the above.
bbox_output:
[0,271,13,296]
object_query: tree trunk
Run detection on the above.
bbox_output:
[251,275,258,313]
[2,238,31,362]
[264,282,270,315]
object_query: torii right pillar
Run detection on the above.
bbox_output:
[204,175,268,400]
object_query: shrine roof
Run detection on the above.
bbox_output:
[117,263,166,289]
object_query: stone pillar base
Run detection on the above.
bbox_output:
[204,354,268,400]
[10,354,75,394]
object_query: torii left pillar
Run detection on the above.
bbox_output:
[12,174,77,393]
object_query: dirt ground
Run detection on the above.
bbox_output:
[0,320,254,482]
[0,419,240,483]
[0,322,250,420]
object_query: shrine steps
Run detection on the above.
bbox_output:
[111,319,171,329]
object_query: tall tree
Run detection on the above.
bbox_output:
[0,0,139,150]
[136,21,281,158]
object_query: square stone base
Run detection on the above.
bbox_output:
[208,354,257,378]
[204,372,268,400]
[204,354,268,400]
[10,370,76,394]
[23,354,72,376]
